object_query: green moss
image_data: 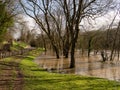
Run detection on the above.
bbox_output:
[18,49,120,90]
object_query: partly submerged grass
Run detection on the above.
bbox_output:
[1,48,120,90]
[18,49,120,90]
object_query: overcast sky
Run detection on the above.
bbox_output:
[81,10,120,31]
[21,0,120,32]
[23,10,120,32]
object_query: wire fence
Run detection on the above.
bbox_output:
[0,48,34,59]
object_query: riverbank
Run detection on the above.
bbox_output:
[1,49,120,90]
[20,49,120,90]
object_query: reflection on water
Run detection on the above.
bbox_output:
[35,52,120,81]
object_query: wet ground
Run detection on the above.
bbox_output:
[35,51,120,81]
[0,57,24,90]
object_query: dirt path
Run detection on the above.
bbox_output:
[0,57,24,90]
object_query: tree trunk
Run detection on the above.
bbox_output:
[70,41,75,68]
[63,27,70,58]
[110,48,114,61]
[63,42,70,58]
[41,34,47,55]
[101,51,107,62]
[88,39,92,57]
[47,34,60,59]
[110,22,120,61]
[52,45,59,59]
[70,27,79,68]
[43,41,47,55]
[118,50,120,60]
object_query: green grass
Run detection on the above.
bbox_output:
[18,49,120,90]
[13,41,27,48]
[11,41,28,51]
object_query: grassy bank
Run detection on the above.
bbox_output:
[18,49,120,90]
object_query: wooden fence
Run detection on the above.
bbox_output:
[0,48,34,59]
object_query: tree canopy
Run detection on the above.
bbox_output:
[0,1,14,42]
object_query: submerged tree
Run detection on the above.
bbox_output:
[19,0,67,59]
[57,0,115,68]
[19,0,115,68]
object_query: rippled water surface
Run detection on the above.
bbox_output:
[35,51,120,81]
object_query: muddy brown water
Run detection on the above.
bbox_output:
[35,51,120,81]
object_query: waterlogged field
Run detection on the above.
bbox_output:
[20,50,120,90]
[35,51,120,81]
[0,49,120,90]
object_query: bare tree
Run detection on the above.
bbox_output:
[57,0,115,68]
[19,0,115,68]
[19,0,68,59]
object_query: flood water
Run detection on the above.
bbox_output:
[35,51,120,81]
